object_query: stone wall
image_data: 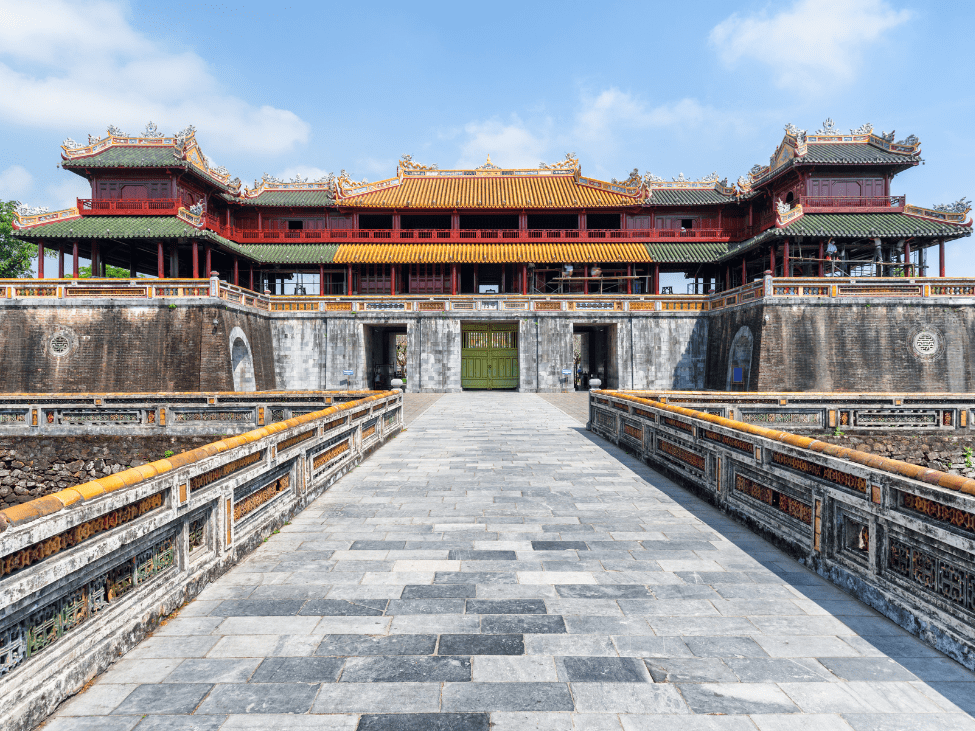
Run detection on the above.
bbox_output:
[0,436,217,510]
[0,302,276,392]
[270,316,327,390]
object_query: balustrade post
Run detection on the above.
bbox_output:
[192,240,199,278]
[319,264,325,296]
[939,239,946,277]
[157,241,164,279]
[58,245,64,278]
[72,241,79,278]
[37,242,44,279]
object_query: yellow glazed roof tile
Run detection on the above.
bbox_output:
[333,242,653,264]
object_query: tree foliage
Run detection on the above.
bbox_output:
[0,201,37,278]
[78,264,131,278]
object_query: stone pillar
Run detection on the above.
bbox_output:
[157,241,164,278]
[940,239,946,277]
[37,242,44,279]
[73,241,79,278]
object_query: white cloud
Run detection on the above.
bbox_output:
[47,177,92,209]
[0,0,309,154]
[273,166,333,184]
[710,0,911,87]
[455,116,551,169]
[0,165,32,200]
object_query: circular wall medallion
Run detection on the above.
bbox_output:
[908,327,945,360]
[47,328,77,357]
[50,335,70,354]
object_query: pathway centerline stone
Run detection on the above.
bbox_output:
[47,393,975,731]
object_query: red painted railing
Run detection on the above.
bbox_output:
[77,198,181,215]
[228,228,741,243]
[799,195,905,212]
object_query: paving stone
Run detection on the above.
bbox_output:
[554,585,652,599]
[249,656,345,682]
[161,659,259,684]
[439,634,525,655]
[220,713,357,729]
[467,599,547,614]
[561,657,649,682]
[316,634,437,656]
[125,717,226,731]
[481,615,567,634]
[645,658,738,683]
[299,599,388,616]
[472,656,559,682]
[442,682,574,711]
[401,584,477,598]
[386,599,467,614]
[678,683,800,715]
[341,656,471,682]
[41,719,141,731]
[313,682,442,712]
[357,713,489,731]
[112,684,212,715]
[569,683,688,713]
[436,572,519,584]
[449,550,518,560]
[727,658,836,683]
[195,683,320,714]
[532,542,590,551]
[683,636,770,659]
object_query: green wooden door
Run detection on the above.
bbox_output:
[461,323,519,390]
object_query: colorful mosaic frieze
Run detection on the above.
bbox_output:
[701,428,752,454]
[190,450,263,491]
[0,411,27,424]
[771,450,867,493]
[188,513,207,553]
[59,410,141,424]
[734,474,812,525]
[740,412,821,426]
[888,538,975,613]
[0,491,166,578]
[173,410,252,423]
[662,416,693,433]
[901,493,975,535]
[855,411,938,428]
[0,533,175,678]
[233,473,290,522]
[278,429,316,453]
[313,439,350,471]
[622,421,643,443]
[594,409,616,431]
[930,285,975,296]
[657,439,706,471]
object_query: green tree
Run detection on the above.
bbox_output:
[78,264,131,278]
[0,201,38,278]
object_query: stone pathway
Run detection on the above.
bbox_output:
[401,393,445,426]
[49,393,975,730]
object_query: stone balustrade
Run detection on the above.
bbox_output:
[0,390,380,436]
[0,390,402,731]
[589,390,975,669]
[619,390,975,432]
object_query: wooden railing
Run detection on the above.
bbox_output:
[77,198,181,215]
[228,227,743,243]
[800,195,905,212]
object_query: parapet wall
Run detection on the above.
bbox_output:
[0,390,402,731]
[589,390,975,669]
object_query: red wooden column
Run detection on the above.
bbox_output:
[783,239,791,277]
[725,264,731,290]
[652,263,660,295]
[129,247,136,278]
[770,245,776,275]
[347,265,353,295]
[390,265,397,295]
[473,265,478,293]
[58,245,65,278]
[451,264,458,295]
[233,257,239,286]
[319,264,325,296]
[940,239,946,277]
[73,241,80,278]
[249,265,254,291]
[37,243,44,278]
[584,265,589,295]
[90,241,99,277]
[157,242,164,278]
[817,240,825,277]
[741,257,746,286]
[522,264,528,295]
[192,241,199,278]
[903,239,911,276]
[205,247,212,276]
[626,264,632,294]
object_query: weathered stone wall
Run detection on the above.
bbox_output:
[270,316,327,390]
[0,436,218,510]
[0,302,276,392]
[707,299,975,392]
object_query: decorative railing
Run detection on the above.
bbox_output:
[0,390,379,435]
[799,195,905,212]
[0,390,402,731]
[588,390,975,670]
[228,227,743,243]
[904,203,971,225]
[617,390,974,432]
[77,198,181,215]
[11,207,81,229]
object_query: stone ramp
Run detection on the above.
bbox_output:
[47,393,975,730]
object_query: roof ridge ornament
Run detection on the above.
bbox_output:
[176,125,197,144]
[62,137,82,149]
[815,118,839,135]
[932,197,971,214]
[143,121,164,138]
[477,154,501,171]
[15,202,49,216]
[107,125,126,137]
[539,153,578,171]
[850,123,873,135]
[399,154,438,172]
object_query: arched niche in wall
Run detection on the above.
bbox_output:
[726,326,754,391]
[229,326,256,392]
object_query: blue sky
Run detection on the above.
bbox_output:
[0,0,972,278]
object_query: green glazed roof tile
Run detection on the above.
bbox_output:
[645,189,739,206]
[62,147,180,168]
[222,191,334,207]
[801,144,918,166]
[645,242,729,263]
